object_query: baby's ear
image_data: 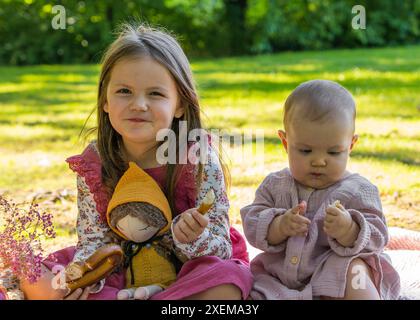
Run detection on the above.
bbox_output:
[278,130,288,151]
[350,134,359,152]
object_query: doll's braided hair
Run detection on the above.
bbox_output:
[108,202,167,231]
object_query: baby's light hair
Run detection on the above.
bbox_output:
[283,79,356,132]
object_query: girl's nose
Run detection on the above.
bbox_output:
[130,95,148,111]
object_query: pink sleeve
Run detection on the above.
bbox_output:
[240,174,288,253]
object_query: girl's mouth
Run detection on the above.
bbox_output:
[128,118,147,123]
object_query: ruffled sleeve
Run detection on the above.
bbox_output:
[66,143,110,222]
[65,143,112,263]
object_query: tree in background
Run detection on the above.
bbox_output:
[0,0,418,65]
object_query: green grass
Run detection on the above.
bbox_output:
[0,45,419,251]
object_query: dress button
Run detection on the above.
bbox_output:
[290,256,299,265]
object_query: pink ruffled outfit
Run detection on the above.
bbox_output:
[42,141,253,300]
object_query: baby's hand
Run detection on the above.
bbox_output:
[173,208,209,243]
[280,201,311,237]
[323,201,354,243]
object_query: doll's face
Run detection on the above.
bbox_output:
[116,215,159,243]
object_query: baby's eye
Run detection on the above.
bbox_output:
[116,88,131,94]
[299,149,312,154]
[328,151,342,156]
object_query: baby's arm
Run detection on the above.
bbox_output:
[324,200,360,247]
[326,184,388,256]
[240,173,294,252]
[268,201,310,245]
[171,146,231,259]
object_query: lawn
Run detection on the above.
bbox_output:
[0,45,419,254]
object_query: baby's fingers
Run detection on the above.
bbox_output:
[325,206,341,216]
[291,222,308,233]
[292,214,311,226]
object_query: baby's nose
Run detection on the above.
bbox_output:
[311,158,327,166]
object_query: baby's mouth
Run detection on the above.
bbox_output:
[310,173,323,178]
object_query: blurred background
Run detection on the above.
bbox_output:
[0,0,419,253]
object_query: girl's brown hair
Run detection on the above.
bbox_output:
[82,23,229,213]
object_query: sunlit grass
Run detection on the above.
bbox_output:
[0,45,419,244]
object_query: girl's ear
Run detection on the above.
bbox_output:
[104,102,109,113]
[350,134,359,152]
[278,130,288,152]
[174,104,185,119]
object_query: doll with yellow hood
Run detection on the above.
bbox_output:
[106,162,177,300]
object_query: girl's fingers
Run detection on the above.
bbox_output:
[64,288,83,300]
[182,212,201,232]
[177,220,195,239]
[191,210,209,228]
[174,222,191,243]
[64,289,79,300]
[79,286,91,300]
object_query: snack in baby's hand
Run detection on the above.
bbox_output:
[333,200,341,207]
[198,189,216,215]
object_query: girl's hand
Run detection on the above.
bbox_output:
[63,286,93,300]
[173,208,209,243]
[280,201,311,237]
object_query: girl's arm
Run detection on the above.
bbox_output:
[171,146,232,260]
[240,173,289,253]
[327,183,389,257]
[73,175,112,263]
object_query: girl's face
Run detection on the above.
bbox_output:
[104,56,184,147]
[279,115,358,189]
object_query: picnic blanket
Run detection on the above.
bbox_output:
[1,227,419,300]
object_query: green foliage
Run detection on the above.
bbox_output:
[0,0,419,65]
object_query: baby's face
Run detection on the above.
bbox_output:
[280,115,357,189]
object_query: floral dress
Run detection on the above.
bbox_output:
[42,138,253,300]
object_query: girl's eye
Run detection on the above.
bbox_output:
[150,91,163,97]
[116,88,131,94]
[328,151,342,156]
[299,149,312,154]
